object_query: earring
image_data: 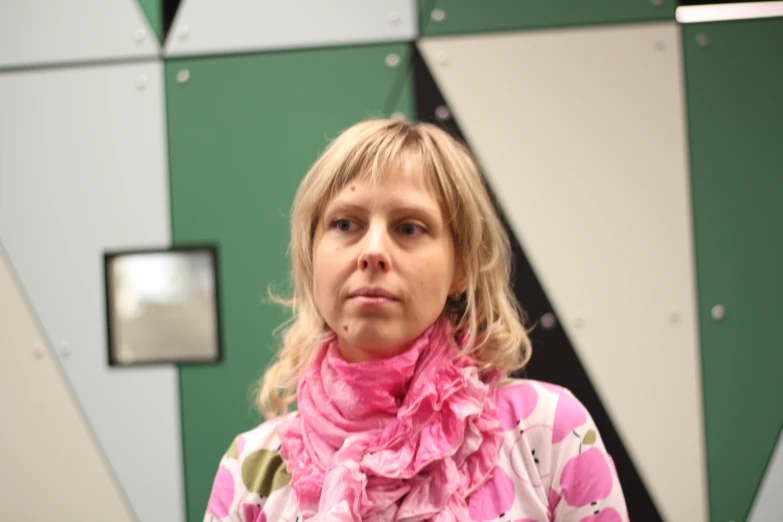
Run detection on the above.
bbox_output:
[450,291,462,301]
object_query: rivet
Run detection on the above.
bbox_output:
[655,40,666,52]
[431,9,447,22]
[669,308,680,324]
[177,24,189,39]
[651,0,663,6]
[436,52,449,66]
[385,53,401,68]
[435,105,450,120]
[134,28,146,42]
[390,112,406,121]
[696,33,709,47]
[541,313,557,330]
[177,69,190,84]
[711,304,725,321]
[573,313,585,329]
[33,343,44,359]
[60,342,71,357]
[387,10,400,23]
[136,74,148,89]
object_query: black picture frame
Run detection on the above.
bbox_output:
[103,243,223,367]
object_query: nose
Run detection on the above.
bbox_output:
[358,221,391,272]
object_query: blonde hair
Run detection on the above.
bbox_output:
[255,118,532,419]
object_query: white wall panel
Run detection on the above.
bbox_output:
[0,61,183,522]
[748,428,783,522]
[165,0,417,57]
[0,245,138,522]
[0,0,157,69]
[419,22,707,522]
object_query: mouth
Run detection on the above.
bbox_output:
[348,287,399,301]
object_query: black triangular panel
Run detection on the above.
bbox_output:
[412,44,663,522]
[162,0,183,43]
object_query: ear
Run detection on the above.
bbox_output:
[449,259,467,294]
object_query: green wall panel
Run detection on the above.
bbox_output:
[682,17,783,522]
[165,44,413,522]
[137,0,163,43]
[419,0,674,36]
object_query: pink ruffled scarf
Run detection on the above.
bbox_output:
[277,316,504,521]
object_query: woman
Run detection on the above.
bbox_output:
[204,119,628,521]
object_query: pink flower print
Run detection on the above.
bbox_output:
[547,487,561,519]
[242,503,267,522]
[579,507,623,522]
[468,467,516,521]
[496,383,538,431]
[559,448,613,507]
[206,467,234,518]
[551,390,587,444]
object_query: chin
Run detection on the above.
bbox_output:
[340,326,411,362]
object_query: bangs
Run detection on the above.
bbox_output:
[315,125,447,222]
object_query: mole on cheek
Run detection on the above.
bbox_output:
[343,325,348,331]
[351,186,355,191]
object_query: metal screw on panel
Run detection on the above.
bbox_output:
[134,28,146,43]
[60,342,71,357]
[696,33,709,47]
[390,112,406,121]
[541,313,557,330]
[387,10,400,23]
[669,308,680,324]
[385,53,401,68]
[33,343,44,359]
[436,52,449,65]
[431,9,447,22]
[435,105,450,120]
[177,69,190,84]
[711,304,725,321]
[655,40,666,51]
[136,74,148,89]
[177,24,189,39]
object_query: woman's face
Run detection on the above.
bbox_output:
[312,163,460,363]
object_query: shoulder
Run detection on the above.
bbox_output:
[491,380,628,519]
[224,413,294,489]
[227,413,292,459]
[494,378,594,444]
[204,414,296,521]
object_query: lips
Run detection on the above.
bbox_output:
[348,287,398,300]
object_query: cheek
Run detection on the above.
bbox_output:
[416,251,454,295]
[312,246,343,298]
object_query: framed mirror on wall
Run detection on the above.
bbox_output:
[103,244,222,366]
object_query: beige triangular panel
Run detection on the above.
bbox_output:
[419,22,707,522]
[0,245,137,522]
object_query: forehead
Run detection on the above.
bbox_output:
[324,156,443,212]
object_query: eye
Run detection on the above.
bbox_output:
[330,218,355,233]
[399,222,428,236]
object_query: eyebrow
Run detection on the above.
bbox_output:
[324,199,442,222]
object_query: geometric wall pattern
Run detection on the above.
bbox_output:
[411,45,670,522]
[0,243,137,522]
[748,428,783,521]
[164,0,418,57]
[1,1,781,521]
[0,59,182,522]
[0,0,158,69]
[681,15,783,522]
[419,21,707,522]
